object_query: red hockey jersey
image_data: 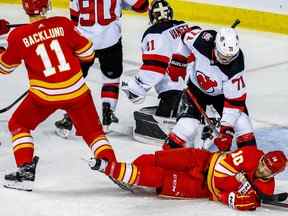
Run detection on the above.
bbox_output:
[207,146,275,201]
[0,16,94,103]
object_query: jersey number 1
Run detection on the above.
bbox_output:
[36,39,71,77]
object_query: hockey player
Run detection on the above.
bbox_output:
[122,0,201,142]
[89,146,287,211]
[0,0,116,191]
[163,27,256,151]
[54,0,149,136]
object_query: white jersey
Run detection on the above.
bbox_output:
[138,20,197,94]
[178,29,247,126]
[70,0,147,50]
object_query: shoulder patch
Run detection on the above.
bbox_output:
[193,30,217,59]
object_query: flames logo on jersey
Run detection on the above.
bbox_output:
[196,71,217,93]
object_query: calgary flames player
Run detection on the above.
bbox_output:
[0,0,116,191]
[164,27,256,151]
[54,0,149,135]
[89,146,287,211]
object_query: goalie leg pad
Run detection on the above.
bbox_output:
[133,106,176,145]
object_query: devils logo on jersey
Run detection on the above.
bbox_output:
[196,71,217,93]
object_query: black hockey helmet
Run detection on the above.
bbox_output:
[148,0,173,24]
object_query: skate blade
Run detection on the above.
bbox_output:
[55,128,71,139]
[3,180,33,192]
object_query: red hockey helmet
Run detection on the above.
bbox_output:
[22,0,50,16]
[263,151,287,175]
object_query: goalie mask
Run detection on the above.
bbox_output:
[214,28,240,65]
[22,0,51,16]
[148,0,173,25]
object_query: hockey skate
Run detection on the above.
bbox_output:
[54,113,73,138]
[89,158,134,193]
[102,102,119,133]
[3,156,39,192]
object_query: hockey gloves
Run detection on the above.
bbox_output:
[221,190,260,211]
[167,54,187,81]
[214,125,234,151]
[0,19,10,35]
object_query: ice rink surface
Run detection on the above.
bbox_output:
[0,4,288,216]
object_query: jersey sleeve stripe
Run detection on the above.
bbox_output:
[207,153,224,201]
[142,54,170,63]
[219,159,238,174]
[75,41,93,54]
[224,94,246,111]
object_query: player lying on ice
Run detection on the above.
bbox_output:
[89,146,287,211]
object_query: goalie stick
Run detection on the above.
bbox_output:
[0,90,28,113]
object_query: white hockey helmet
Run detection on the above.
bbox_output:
[214,28,240,65]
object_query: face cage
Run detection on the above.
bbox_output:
[215,49,239,65]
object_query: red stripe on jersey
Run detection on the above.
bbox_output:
[101,92,119,99]
[142,54,170,64]
[224,94,246,111]
[141,65,166,74]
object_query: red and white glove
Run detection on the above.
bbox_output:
[167,54,187,81]
[220,190,260,211]
[0,19,10,35]
[214,125,234,151]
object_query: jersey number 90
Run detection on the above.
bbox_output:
[79,0,117,26]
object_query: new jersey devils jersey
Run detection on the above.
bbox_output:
[207,146,275,201]
[70,0,148,50]
[139,20,198,94]
[177,29,247,126]
[0,16,94,103]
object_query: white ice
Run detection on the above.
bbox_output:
[0,4,288,216]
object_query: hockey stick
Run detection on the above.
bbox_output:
[231,19,240,29]
[258,191,288,203]
[262,199,288,208]
[185,88,219,136]
[0,90,28,113]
